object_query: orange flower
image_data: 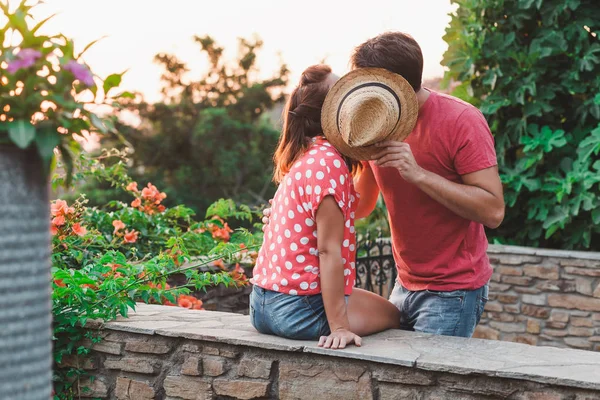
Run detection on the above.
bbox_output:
[126,182,139,193]
[149,281,170,290]
[129,183,167,214]
[212,223,233,241]
[176,294,203,310]
[213,259,225,270]
[141,183,159,200]
[177,296,193,309]
[248,250,258,261]
[51,199,68,217]
[53,278,65,287]
[192,299,204,310]
[230,263,248,284]
[103,264,120,278]
[81,283,97,290]
[72,223,87,237]
[52,215,65,226]
[50,224,58,235]
[123,230,139,243]
[112,220,126,235]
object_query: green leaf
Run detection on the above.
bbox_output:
[35,125,60,161]
[35,126,61,176]
[517,0,536,9]
[543,207,569,232]
[480,98,510,115]
[529,31,567,59]
[103,72,125,95]
[592,209,600,225]
[116,91,136,99]
[31,13,56,34]
[578,44,600,72]
[8,120,36,149]
[451,81,475,103]
[577,125,600,160]
[78,36,107,58]
[58,145,74,187]
[89,114,108,134]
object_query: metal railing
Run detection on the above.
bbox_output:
[355,232,396,298]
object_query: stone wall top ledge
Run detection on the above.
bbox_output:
[487,244,600,261]
[104,304,600,391]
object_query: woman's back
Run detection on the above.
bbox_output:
[252,136,358,296]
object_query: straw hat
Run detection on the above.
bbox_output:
[321,68,419,160]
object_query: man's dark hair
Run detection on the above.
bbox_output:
[351,32,424,91]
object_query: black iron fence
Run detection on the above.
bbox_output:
[355,232,396,298]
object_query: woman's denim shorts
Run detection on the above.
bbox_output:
[249,285,333,340]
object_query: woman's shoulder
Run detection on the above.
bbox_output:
[293,138,348,173]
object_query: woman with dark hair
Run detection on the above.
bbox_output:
[250,65,401,349]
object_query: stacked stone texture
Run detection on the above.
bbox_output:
[475,247,600,352]
[75,330,599,399]
[190,245,600,352]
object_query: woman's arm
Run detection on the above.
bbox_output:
[316,196,361,349]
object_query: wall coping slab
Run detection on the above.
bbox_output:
[103,304,600,391]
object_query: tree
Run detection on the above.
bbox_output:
[101,35,289,214]
[442,0,600,249]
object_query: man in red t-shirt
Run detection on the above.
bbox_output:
[352,32,505,337]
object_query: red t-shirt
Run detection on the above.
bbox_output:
[369,91,496,291]
[252,137,358,296]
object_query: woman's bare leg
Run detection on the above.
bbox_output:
[346,288,401,336]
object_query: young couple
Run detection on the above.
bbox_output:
[250,32,505,349]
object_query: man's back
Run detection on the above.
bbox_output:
[369,90,496,291]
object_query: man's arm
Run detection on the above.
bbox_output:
[354,162,380,219]
[373,141,505,229]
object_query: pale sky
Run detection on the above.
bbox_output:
[28,0,455,103]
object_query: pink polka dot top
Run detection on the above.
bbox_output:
[251,136,358,296]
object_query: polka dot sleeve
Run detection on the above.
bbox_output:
[308,155,351,220]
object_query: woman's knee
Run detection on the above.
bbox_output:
[347,289,402,334]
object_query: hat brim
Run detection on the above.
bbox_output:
[322,68,419,161]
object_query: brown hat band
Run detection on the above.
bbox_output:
[335,82,402,135]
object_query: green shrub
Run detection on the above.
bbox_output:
[442,0,600,249]
[51,154,261,399]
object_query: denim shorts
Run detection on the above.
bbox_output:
[250,285,334,340]
[389,281,489,338]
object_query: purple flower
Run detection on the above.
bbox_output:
[64,60,95,87]
[6,48,42,74]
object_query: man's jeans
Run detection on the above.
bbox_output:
[389,281,489,338]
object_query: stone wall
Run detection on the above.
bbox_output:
[191,244,600,352]
[475,245,600,351]
[79,304,600,399]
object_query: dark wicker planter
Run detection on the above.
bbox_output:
[0,146,52,399]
